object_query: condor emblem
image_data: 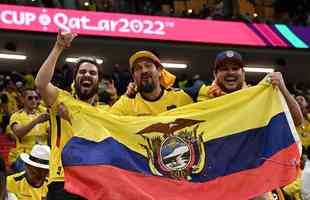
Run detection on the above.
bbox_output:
[137,118,206,180]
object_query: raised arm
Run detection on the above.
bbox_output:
[269,72,304,126]
[35,30,77,106]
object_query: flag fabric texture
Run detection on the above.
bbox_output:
[62,80,301,200]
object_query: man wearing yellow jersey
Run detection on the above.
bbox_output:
[9,89,49,172]
[7,144,50,200]
[196,50,303,200]
[197,50,303,126]
[35,30,108,200]
[295,95,310,148]
[111,50,193,116]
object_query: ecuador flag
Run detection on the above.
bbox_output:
[62,80,300,200]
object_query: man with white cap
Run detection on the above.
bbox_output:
[111,50,193,116]
[6,144,50,200]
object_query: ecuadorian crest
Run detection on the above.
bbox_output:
[137,118,206,180]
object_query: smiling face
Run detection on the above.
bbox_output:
[132,57,161,93]
[74,62,99,101]
[215,60,245,93]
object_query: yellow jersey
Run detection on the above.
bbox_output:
[197,84,212,102]
[7,171,48,200]
[283,174,302,200]
[9,109,49,156]
[296,114,310,148]
[48,89,109,184]
[111,89,193,116]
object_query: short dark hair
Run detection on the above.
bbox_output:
[101,74,114,83]
[73,57,103,81]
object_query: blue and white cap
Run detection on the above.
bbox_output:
[214,50,244,71]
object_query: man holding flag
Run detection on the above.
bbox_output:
[197,50,303,199]
[197,50,303,127]
[35,30,108,200]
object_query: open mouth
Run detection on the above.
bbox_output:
[81,80,92,88]
[224,76,238,83]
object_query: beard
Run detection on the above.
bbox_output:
[138,81,155,93]
[75,81,98,101]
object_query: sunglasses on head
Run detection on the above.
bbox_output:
[27,96,39,101]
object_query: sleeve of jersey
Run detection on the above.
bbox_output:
[8,112,21,129]
[197,84,211,102]
[49,88,73,112]
[110,95,131,115]
[6,176,17,194]
[179,90,194,105]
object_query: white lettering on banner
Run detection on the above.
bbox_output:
[118,18,129,32]
[0,8,173,36]
[1,10,13,24]
[0,10,37,25]
[54,13,70,32]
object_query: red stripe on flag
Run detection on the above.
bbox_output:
[64,144,299,200]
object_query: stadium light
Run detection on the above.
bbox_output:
[244,66,274,73]
[66,57,103,64]
[0,53,27,60]
[161,63,187,69]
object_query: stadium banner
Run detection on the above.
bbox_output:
[61,80,300,200]
[0,4,309,48]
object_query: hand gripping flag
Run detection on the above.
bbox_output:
[62,80,301,200]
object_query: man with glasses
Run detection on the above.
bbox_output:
[9,89,49,172]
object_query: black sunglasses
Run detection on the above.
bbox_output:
[27,96,39,101]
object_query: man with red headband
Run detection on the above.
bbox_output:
[111,50,193,116]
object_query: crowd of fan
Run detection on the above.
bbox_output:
[0,54,309,199]
[0,31,309,199]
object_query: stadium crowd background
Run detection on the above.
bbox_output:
[0,0,309,200]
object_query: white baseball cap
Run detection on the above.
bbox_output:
[20,144,50,169]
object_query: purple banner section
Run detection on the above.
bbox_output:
[290,26,310,46]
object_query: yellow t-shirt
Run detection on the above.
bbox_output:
[111,89,193,116]
[9,110,49,156]
[296,114,310,148]
[48,89,109,184]
[7,171,48,200]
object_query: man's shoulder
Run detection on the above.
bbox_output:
[51,88,76,110]
[165,88,193,102]
[10,109,26,120]
[198,84,210,93]
[7,171,26,182]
